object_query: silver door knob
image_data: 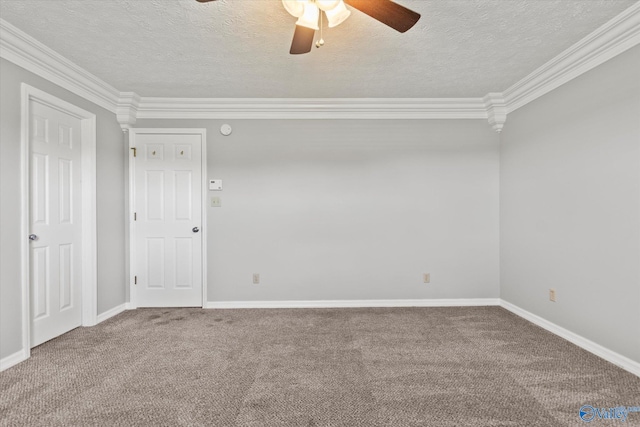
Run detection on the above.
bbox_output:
[192,227,199,233]
[28,234,38,241]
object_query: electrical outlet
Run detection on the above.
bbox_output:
[253,273,260,284]
[549,289,556,302]
[423,273,430,283]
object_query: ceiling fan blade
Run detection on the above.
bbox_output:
[344,0,420,33]
[290,25,315,55]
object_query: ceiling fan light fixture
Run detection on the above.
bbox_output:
[282,0,305,18]
[316,0,341,11]
[295,2,320,30]
[325,0,351,28]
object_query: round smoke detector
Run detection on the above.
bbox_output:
[220,124,232,136]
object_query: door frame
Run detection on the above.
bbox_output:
[128,128,207,308]
[20,84,97,356]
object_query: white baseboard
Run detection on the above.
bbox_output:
[96,303,127,324]
[500,300,640,377]
[1,302,126,372]
[0,348,29,372]
[204,298,500,309]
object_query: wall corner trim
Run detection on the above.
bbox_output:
[0,18,120,113]
[204,298,501,309]
[503,2,640,114]
[96,303,128,324]
[116,92,140,131]
[500,300,640,377]
[483,93,507,133]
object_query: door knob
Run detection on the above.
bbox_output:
[28,234,38,241]
[192,227,199,233]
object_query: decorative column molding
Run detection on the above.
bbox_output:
[116,92,141,132]
[483,93,507,133]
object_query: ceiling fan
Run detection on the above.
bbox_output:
[195,0,421,55]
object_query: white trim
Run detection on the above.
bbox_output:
[483,93,507,133]
[19,88,31,366]
[204,298,501,309]
[80,112,98,327]
[0,349,29,372]
[128,128,208,309]
[0,19,119,113]
[135,98,488,120]
[116,92,140,131]
[500,300,640,378]
[96,303,127,324]
[3,4,639,129]
[200,130,208,308]
[503,2,640,114]
[127,136,136,307]
[20,84,98,356]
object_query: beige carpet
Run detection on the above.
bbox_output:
[1,306,639,426]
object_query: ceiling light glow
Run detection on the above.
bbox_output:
[283,0,350,30]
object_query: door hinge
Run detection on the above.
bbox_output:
[134,212,137,221]
[134,275,137,285]
[130,147,137,157]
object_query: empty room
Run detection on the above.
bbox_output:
[1,0,639,426]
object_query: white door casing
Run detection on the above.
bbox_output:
[20,84,97,356]
[129,129,207,307]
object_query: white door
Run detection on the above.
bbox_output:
[29,100,83,346]
[131,132,203,307]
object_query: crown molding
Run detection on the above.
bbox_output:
[503,2,640,114]
[483,93,507,133]
[0,19,120,114]
[2,2,639,130]
[116,92,140,131]
[134,97,489,120]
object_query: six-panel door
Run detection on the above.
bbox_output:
[30,100,83,346]
[133,133,203,307]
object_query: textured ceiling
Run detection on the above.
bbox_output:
[0,0,636,98]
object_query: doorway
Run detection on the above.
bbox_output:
[21,84,97,354]
[128,129,207,307]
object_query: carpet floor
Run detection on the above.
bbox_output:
[1,306,639,426]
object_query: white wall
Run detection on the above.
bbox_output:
[0,59,126,360]
[136,119,501,303]
[500,45,640,363]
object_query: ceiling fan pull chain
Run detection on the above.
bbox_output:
[316,8,325,48]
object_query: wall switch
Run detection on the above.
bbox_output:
[253,273,260,284]
[211,197,221,207]
[423,273,430,283]
[549,289,556,302]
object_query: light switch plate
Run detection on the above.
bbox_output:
[209,179,222,191]
[211,197,221,207]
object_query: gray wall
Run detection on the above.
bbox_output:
[0,59,126,359]
[136,119,501,303]
[500,46,640,363]
[5,42,636,367]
